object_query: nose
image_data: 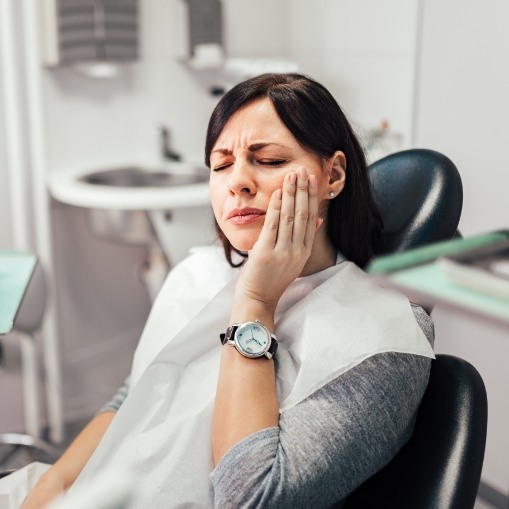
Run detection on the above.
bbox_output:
[227,159,256,196]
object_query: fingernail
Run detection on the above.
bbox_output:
[275,189,282,199]
[309,175,317,188]
[298,167,307,180]
[289,172,297,185]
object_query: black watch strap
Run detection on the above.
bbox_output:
[219,324,237,346]
[264,336,278,358]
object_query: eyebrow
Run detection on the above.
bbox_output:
[211,142,288,155]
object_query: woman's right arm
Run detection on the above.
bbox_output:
[21,411,115,509]
[22,374,131,508]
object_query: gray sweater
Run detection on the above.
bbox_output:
[101,304,434,508]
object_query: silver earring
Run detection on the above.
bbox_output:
[329,191,335,198]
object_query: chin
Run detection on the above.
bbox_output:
[224,229,260,253]
[229,238,256,253]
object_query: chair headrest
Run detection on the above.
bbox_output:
[369,148,463,255]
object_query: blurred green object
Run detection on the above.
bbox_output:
[0,251,37,335]
[367,230,509,274]
[367,231,509,325]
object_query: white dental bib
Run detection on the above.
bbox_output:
[67,246,434,507]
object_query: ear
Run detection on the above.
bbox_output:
[328,151,346,197]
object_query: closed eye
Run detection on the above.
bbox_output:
[258,159,287,167]
[212,159,287,171]
[212,162,232,172]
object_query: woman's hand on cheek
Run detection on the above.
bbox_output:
[235,166,320,313]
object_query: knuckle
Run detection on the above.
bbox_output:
[282,213,295,224]
[275,247,287,259]
[259,254,273,266]
[296,208,309,221]
[266,220,279,231]
[308,185,318,196]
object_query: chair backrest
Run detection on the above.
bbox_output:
[369,148,463,255]
[14,262,46,334]
[342,354,488,509]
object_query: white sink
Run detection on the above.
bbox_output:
[48,161,210,210]
[48,162,215,296]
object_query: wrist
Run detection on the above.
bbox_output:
[230,295,275,332]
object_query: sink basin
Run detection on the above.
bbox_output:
[48,162,211,210]
[48,162,214,252]
[80,166,208,188]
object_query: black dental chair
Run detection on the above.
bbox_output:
[341,354,487,509]
[340,149,488,509]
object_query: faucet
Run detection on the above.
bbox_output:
[158,124,182,162]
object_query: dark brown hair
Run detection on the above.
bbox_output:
[205,73,383,268]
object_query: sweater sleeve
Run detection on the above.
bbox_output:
[96,376,130,414]
[210,305,434,508]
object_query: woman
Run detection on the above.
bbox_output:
[19,73,434,508]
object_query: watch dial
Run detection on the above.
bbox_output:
[236,323,269,356]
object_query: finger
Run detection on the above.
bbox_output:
[303,174,319,248]
[276,171,297,244]
[292,166,311,244]
[254,188,282,249]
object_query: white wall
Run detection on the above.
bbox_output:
[0,92,13,249]
[0,0,23,250]
[43,4,213,172]
[416,0,509,495]
[416,0,509,236]
[224,0,287,57]
[284,0,420,157]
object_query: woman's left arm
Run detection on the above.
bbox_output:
[212,167,319,465]
[212,349,432,508]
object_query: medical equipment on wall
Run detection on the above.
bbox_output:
[41,0,138,75]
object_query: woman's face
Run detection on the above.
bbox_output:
[209,98,345,252]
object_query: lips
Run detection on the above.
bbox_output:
[227,207,266,225]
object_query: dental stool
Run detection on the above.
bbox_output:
[0,263,59,468]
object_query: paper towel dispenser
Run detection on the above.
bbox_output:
[41,0,139,67]
[183,0,224,70]
[186,0,222,55]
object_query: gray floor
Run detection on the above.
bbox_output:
[476,498,499,509]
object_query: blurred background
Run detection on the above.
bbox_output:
[0,0,508,506]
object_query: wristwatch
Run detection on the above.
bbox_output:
[220,320,278,359]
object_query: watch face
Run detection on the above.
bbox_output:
[234,322,271,358]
